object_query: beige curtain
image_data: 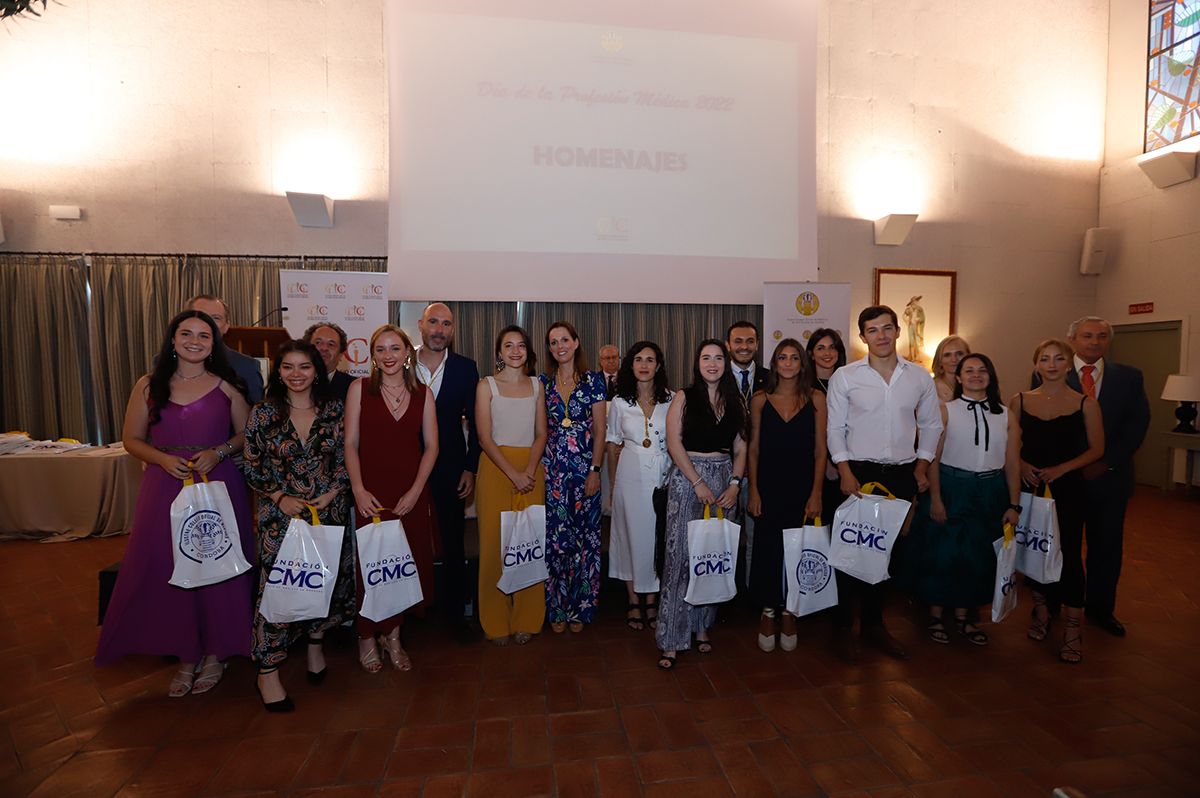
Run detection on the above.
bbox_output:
[0,254,92,440]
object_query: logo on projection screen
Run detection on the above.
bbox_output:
[600,32,623,53]
[595,216,630,242]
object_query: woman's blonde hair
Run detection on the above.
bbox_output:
[1032,338,1074,364]
[368,324,419,393]
[932,336,971,380]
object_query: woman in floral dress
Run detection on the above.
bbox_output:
[540,321,608,633]
[243,340,352,711]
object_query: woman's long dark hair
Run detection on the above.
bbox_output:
[684,338,744,434]
[263,340,332,421]
[763,338,814,396]
[953,353,1004,414]
[495,325,537,376]
[805,327,847,370]
[614,341,670,404]
[147,310,247,426]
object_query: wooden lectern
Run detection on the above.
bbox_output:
[225,327,291,361]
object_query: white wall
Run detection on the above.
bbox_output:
[0,0,388,255]
[0,0,1117,390]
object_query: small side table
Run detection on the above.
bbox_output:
[1161,431,1200,492]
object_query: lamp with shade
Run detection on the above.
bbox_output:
[1161,374,1200,434]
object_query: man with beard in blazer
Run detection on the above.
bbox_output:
[1034,316,1150,637]
[415,303,482,633]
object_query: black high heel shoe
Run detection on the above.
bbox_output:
[306,635,327,686]
[256,666,295,713]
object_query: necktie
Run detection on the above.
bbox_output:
[1080,365,1096,399]
[607,374,615,395]
[740,369,750,399]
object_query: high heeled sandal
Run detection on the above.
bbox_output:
[306,635,327,685]
[954,615,989,646]
[167,665,196,698]
[927,616,950,645]
[779,611,798,652]
[191,659,226,694]
[1059,615,1083,664]
[256,666,295,713]
[382,630,411,671]
[359,638,383,673]
[657,652,677,671]
[1028,592,1052,642]
[626,599,645,631]
[644,597,658,630]
[758,608,777,652]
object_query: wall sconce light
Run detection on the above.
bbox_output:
[1162,374,1200,433]
[49,204,82,221]
[285,191,335,228]
[1137,149,1197,189]
[874,213,918,246]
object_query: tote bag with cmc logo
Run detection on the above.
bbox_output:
[827,482,911,585]
[356,515,423,621]
[259,506,344,624]
[683,505,740,605]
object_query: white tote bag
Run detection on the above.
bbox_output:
[991,524,1019,623]
[169,472,252,589]
[497,502,548,594]
[783,517,839,618]
[355,516,424,621]
[1014,484,1063,583]
[683,505,740,605]
[827,482,912,585]
[259,506,345,624]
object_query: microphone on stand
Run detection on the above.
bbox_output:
[251,306,288,326]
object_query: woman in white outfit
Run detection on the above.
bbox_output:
[606,341,672,631]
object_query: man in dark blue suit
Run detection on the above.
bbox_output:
[415,303,481,627]
[187,295,265,402]
[1037,316,1150,637]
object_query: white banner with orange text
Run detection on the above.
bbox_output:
[279,270,389,378]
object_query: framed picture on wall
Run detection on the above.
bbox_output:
[873,268,957,371]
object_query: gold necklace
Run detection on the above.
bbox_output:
[637,393,655,448]
[380,382,408,408]
[174,370,208,382]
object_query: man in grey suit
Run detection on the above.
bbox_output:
[1037,317,1150,637]
[187,295,265,403]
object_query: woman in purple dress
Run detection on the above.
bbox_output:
[95,310,255,697]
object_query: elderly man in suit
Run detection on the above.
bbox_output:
[415,303,482,629]
[1064,316,1150,637]
[186,294,264,402]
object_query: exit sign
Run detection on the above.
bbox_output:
[1129,302,1154,315]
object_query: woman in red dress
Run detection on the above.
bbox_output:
[345,324,439,672]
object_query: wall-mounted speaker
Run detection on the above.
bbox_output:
[1079,227,1110,275]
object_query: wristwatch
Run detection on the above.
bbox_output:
[729,476,742,486]
[590,464,602,474]
[1008,503,1022,513]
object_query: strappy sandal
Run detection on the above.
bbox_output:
[657,652,677,671]
[513,632,533,645]
[306,635,327,685]
[167,665,196,698]
[954,615,989,646]
[1028,592,1051,642]
[382,629,412,671]
[644,597,658,630]
[490,635,511,647]
[927,616,950,645]
[359,638,383,673]
[696,637,713,654]
[1060,615,1083,664]
[191,659,226,694]
[626,599,645,631]
[255,666,295,713]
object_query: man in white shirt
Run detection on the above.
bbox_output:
[416,303,481,631]
[826,305,943,662]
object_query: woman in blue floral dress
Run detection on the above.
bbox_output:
[541,321,608,633]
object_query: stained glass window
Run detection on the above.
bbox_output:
[1147,1,1200,151]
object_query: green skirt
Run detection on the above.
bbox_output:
[901,464,1006,608]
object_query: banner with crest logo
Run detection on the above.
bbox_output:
[279,270,389,377]
[762,282,851,354]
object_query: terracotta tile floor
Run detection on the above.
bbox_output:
[2,486,1198,797]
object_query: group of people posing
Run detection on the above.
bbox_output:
[95,295,1149,711]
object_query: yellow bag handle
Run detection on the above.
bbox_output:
[1041,483,1053,500]
[1002,522,1016,548]
[859,481,897,500]
[306,505,320,525]
[702,504,725,520]
[181,471,210,486]
[371,514,382,525]
[803,515,823,527]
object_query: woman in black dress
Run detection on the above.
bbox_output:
[1009,339,1103,663]
[806,329,847,522]
[747,339,826,652]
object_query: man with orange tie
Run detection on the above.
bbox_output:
[1038,317,1150,638]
